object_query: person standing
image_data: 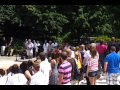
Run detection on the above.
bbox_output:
[43,40,49,56]
[39,52,52,85]
[6,37,14,56]
[49,53,58,85]
[96,40,108,72]
[33,40,38,58]
[104,46,120,85]
[26,39,34,59]
[87,43,99,85]
[0,37,7,56]
[58,51,72,85]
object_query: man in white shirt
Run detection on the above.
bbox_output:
[39,52,52,85]
[26,39,34,59]
[5,64,27,85]
[43,40,49,55]
[6,73,28,85]
[30,71,46,85]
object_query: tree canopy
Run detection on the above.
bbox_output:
[0,5,120,43]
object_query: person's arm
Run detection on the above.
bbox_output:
[58,73,64,85]
[25,70,32,84]
[104,62,108,74]
[86,59,91,76]
[104,56,109,75]
[58,66,64,85]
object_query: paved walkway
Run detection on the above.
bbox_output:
[0,56,35,70]
[79,75,107,85]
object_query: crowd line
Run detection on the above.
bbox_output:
[0,37,120,85]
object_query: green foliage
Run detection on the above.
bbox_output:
[95,35,111,42]
[0,5,120,41]
[14,40,25,54]
[52,32,71,44]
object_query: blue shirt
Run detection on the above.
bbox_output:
[104,52,120,74]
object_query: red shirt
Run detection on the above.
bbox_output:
[96,44,108,55]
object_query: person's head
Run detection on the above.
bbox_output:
[20,61,29,73]
[76,46,80,51]
[0,69,5,76]
[75,52,79,59]
[39,52,46,61]
[90,43,97,58]
[7,66,12,74]
[51,52,55,59]
[11,64,20,74]
[90,43,96,50]
[65,49,71,57]
[110,46,116,52]
[27,60,33,68]
[100,40,104,45]
[28,39,31,43]
[85,44,90,51]
[37,41,39,43]
[45,40,47,43]
[25,39,27,41]
[90,49,97,58]
[33,40,36,43]
[2,37,5,40]
[112,37,115,42]
[61,51,68,61]
[10,37,13,40]
[79,44,85,51]
[32,60,41,71]
[49,41,52,44]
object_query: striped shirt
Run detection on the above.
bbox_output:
[58,61,72,84]
[88,56,99,72]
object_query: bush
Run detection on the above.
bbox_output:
[95,35,111,43]
[14,40,25,55]
[52,32,71,44]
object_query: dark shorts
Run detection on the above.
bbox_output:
[88,71,98,77]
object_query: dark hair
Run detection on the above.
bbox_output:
[11,64,19,74]
[51,52,55,59]
[27,60,33,67]
[39,52,46,61]
[61,51,68,60]
[100,40,104,45]
[20,61,28,74]
[110,46,116,52]
[7,66,12,74]
[0,69,5,76]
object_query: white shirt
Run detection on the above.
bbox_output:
[0,75,7,85]
[30,71,46,85]
[39,60,51,85]
[43,43,49,53]
[71,50,75,58]
[6,73,27,85]
[27,42,34,50]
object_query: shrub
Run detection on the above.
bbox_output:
[95,35,111,43]
[14,40,25,55]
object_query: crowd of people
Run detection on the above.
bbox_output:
[0,37,120,85]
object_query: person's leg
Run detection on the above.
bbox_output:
[3,46,5,55]
[89,77,94,85]
[86,76,90,85]
[1,46,3,55]
[93,77,97,85]
[10,48,14,56]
